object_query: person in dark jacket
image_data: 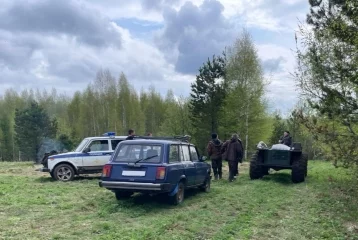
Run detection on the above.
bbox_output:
[222,134,243,182]
[126,129,135,140]
[235,135,244,177]
[207,133,223,180]
[279,131,292,147]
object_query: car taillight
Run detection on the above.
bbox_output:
[102,164,112,177]
[156,167,166,180]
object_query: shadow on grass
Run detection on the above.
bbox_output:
[261,172,293,185]
[34,175,101,183]
[101,187,207,215]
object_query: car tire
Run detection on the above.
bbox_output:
[169,181,185,205]
[53,164,75,182]
[200,176,211,193]
[115,191,133,200]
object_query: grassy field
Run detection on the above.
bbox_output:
[0,161,358,240]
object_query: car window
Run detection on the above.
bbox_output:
[143,145,161,158]
[111,140,122,150]
[118,145,129,157]
[189,146,199,161]
[75,139,89,152]
[88,140,109,151]
[169,145,180,163]
[114,144,162,163]
[180,145,191,162]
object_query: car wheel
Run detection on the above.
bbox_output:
[170,182,185,205]
[53,164,75,182]
[115,191,133,200]
[200,176,211,193]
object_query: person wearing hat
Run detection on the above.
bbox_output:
[222,133,243,182]
[279,131,292,147]
[207,133,223,180]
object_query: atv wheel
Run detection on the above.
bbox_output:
[302,153,308,177]
[291,155,306,183]
[115,191,133,200]
[249,153,263,180]
[262,167,270,175]
[53,164,75,182]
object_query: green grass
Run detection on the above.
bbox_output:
[0,161,358,240]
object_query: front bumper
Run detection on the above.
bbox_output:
[99,181,171,191]
[36,167,50,172]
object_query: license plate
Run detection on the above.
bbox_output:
[122,170,146,177]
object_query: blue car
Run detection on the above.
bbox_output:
[99,137,211,205]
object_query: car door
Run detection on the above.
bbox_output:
[190,145,206,185]
[180,144,196,186]
[165,144,185,185]
[82,139,112,171]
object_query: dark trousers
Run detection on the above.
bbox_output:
[228,160,238,181]
[211,158,222,177]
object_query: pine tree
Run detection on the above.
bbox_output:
[14,101,58,161]
[295,0,358,168]
[189,54,226,152]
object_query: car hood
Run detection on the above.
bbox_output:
[51,151,82,159]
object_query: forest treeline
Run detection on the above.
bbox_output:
[0,30,319,162]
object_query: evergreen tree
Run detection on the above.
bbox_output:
[189,54,226,152]
[295,0,358,168]
[14,101,58,162]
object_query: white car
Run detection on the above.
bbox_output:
[38,132,127,181]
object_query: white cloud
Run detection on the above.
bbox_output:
[0,0,310,114]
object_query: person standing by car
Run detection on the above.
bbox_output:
[235,134,244,178]
[279,131,292,147]
[222,133,243,182]
[207,133,223,180]
[126,129,135,140]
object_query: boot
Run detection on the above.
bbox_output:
[228,171,234,182]
[218,172,222,179]
[214,174,219,180]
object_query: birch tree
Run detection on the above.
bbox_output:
[223,30,268,159]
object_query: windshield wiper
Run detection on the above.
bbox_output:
[134,155,159,164]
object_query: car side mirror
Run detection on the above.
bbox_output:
[200,156,207,162]
[83,147,91,153]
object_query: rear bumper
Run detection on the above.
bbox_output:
[36,167,50,172]
[99,181,171,191]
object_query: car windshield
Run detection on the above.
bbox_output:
[114,144,162,163]
[74,139,89,152]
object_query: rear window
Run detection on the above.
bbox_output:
[114,144,162,163]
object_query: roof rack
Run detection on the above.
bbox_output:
[133,135,191,142]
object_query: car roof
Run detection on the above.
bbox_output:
[84,136,127,140]
[121,139,193,145]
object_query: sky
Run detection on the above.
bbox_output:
[0,0,310,114]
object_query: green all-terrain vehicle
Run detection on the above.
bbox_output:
[249,142,308,183]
